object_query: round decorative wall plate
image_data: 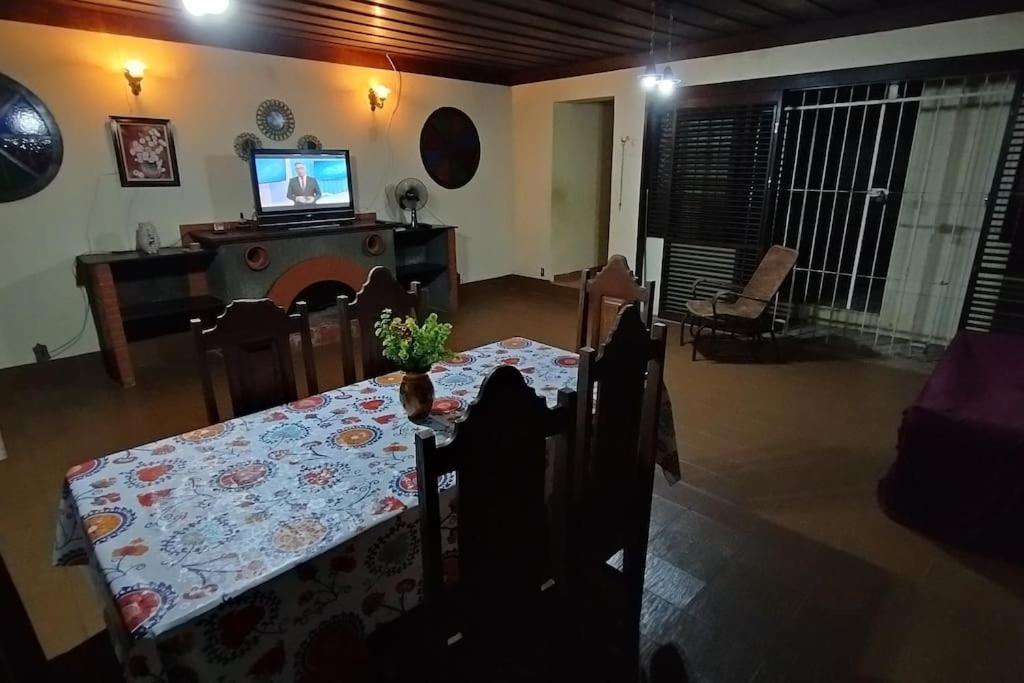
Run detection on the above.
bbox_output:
[233,131,262,160]
[0,72,63,202]
[297,134,322,150]
[256,99,295,141]
[419,107,480,190]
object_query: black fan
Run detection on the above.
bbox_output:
[395,177,428,229]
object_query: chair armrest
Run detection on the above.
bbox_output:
[710,290,735,317]
[732,292,772,304]
[692,277,743,298]
[710,290,773,318]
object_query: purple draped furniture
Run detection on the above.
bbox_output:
[879,330,1024,553]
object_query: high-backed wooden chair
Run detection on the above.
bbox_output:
[191,298,318,423]
[1,550,123,682]
[570,303,668,680]
[337,266,423,384]
[577,255,655,350]
[415,365,576,679]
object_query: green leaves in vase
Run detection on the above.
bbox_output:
[374,309,453,373]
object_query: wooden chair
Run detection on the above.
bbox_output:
[337,266,423,384]
[683,245,799,361]
[570,303,668,681]
[415,365,576,681]
[1,550,123,682]
[191,298,318,423]
[577,255,655,350]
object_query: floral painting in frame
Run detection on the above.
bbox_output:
[109,116,180,187]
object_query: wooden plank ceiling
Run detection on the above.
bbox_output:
[2,0,1023,84]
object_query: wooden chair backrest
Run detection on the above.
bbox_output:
[573,304,668,583]
[740,245,799,315]
[416,365,575,660]
[191,298,318,423]
[577,255,655,349]
[0,550,48,682]
[338,266,423,384]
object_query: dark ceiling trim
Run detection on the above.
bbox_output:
[0,0,515,85]
[1,0,1022,87]
[655,49,1024,110]
[507,0,1024,84]
[250,0,605,61]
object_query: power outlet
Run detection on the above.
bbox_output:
[540,267,545,277]
[33,343,50,362]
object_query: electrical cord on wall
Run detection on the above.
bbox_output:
[369,54,403,217]
[45,169,118,359]
[49,285,90,358]
[422,206,449,226]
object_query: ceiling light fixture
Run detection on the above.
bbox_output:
[658,65,681,95]
[658,4,681,96]
[639,0,682,96]
[639,0,659,91]
[182,0,229,17]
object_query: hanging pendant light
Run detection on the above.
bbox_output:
[639,0,660,90]
[657,3,682,96]
[640,63,660,90]
[657,65,682,95]
[639,1,682,96]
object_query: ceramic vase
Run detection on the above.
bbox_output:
[399,372,434,420]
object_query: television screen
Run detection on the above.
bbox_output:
[250,149,353,215]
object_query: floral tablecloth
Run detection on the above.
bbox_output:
[54,338,678,682]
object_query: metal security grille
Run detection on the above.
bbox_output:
[649,104,777,320]
[771,74,1017,354]
[962,80,1024,334]
[772,81,920,332]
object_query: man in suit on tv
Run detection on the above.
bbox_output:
[286,162,322,206]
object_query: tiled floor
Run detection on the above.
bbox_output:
[1,276,1022,680]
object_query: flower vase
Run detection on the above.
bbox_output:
[400,372,434,420]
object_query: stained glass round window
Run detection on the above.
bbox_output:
[419,107,480,190]
[0,73,63,203]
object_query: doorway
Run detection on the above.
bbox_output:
[550,98,614,287]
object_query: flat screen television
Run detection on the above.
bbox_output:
[249,149,356,226]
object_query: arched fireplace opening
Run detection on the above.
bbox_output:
[290,280,355,314]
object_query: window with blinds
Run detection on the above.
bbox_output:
[648,104,777,320]
[962,82,1024,334]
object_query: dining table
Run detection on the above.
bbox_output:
[53,337,680,682]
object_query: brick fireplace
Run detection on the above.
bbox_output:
[192,224,396,347]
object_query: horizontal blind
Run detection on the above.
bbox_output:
[649,104,777,320]
[962,80,1024,333]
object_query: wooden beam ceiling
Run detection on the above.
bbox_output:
[1,0,1022,85]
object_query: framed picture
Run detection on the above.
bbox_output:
[109,116,180,187]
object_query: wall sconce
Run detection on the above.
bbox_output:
[368,84,391,112]
[123,60,146,96]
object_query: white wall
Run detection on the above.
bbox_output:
[0,20,514,369]
[510,12,1024,294]
[550,100,614,276]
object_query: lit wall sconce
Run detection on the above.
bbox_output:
[368,84,391,112]
[123,60,146,96]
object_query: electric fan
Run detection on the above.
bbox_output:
[394,177,428,229]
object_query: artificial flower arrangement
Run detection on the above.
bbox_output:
[374,309,453,418]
